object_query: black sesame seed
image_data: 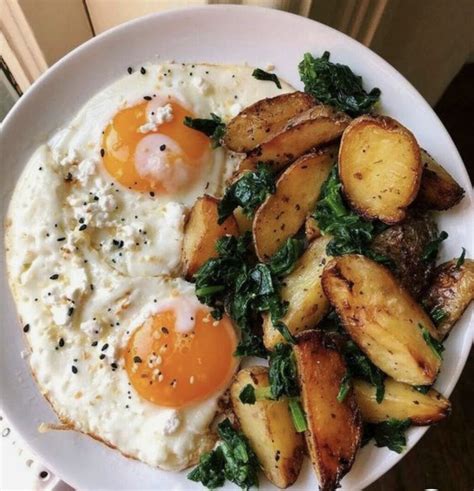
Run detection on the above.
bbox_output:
[79,217,85,224]
[99,354,106,360]
[127,67,133,74]
[23,324,30,333]
[64,172,73,182]
[39,471,48,479]
[140,67,146,75]
[143,95,152,101]
[91,341,98,347]
[100,148,105,157]
[79,224,87,231]
[67,307,74,317]
[71,366,78,374]
[133,356,142,363]
[101,343,109,351]
[57,237,66,242]
[59,338,65,347]
[161,327,169,334]
[50,274,59,280]
[149,191,155,197]
[111,362,118,369]
[159,144,166,151]
[90,284,94,291]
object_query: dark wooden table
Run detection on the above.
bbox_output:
[368,63,474,491]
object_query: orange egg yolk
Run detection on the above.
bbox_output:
[124,309,238,408]
[102,99,210,194]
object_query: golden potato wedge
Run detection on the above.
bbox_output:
[305,215,321,242]
[423,258,474,339]
[353,378,451,425]
[263,236,331,350]
[237,105,350,175]
[182,195,238,278]
[230,367,305,489]
[416,149,465,210]
[224,91,316,153]
[294,331,362,491]
[233,206,253,234]
[339,115,422,224]
[253,150,335,261]
[322,255,442,386]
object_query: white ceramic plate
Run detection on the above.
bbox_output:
[1,5,473,490]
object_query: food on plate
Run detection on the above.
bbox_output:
[322,255,442,385]
[253,149,335,261]
[230,367,305,488]
[353,378,451,425]
[5,62,290,470]
[263,236,331,350]
[237,105,350,175]
[422,257,474,339]
[6,49,470,491]
[370,212,439,298]
[338,115,422,224]
[224,91,316,152]
[416,149,465,210]
[294,330,362,491]
[182,195,239,278]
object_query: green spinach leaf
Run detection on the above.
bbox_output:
[183,113,226,148]
[252,68,282,89]
[421,231,448,262]
[299,51,381,117]
[364,418,411,453]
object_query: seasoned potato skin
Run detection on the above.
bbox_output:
[339,115,422,224]
[253,149,335,261]
[230,367,305,489]
[224,91,316,153]
[423,259,474,339]
[294,331,362,491]
[263,236,331,350]
[353,378,451,425]
[237,105,350,175]
[322,255,442,386]
[182,195,238,278]
[415,149,465,210]
[371,212,438,298]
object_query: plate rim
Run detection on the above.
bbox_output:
[1,5,473,490]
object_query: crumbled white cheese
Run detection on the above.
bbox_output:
[162,411,181,436]
[265,63,275,71]
[80,319,102,339]
[192,76,210,95]
[230,103,242,117]
[74,157,98,185]
[138,104,174,133]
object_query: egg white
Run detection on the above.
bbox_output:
[6,62,293,470]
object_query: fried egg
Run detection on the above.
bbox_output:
[6,62,293,470]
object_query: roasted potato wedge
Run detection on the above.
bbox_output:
[305,215,321,242]
[253,150,335,261]
[294,331,362,491]
[224,92,316,153]
[353,378,451,425]
[322,255,442,386]
[423,258,474,339]
[237,105,350,175]
[263,236,331,350]
[233,206,253,234]
[182,195,238,278]
[230,367,305,489]
[416,149,465,210]
[371,212,438,298]
[339,115,422,224]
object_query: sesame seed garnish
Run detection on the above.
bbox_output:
[99,354,105,360]
[111,362,118,370]
[140,67,146,75]
[79,224,87,231]
[161,327,169,334]
[49,274,59,280]
[100,148,105,157]
[71,366,78,374]
[143,95,152,101]
[57,237,66,242]
[101,343,109,351]
[133,356,142,363]
[67,307,74,317]
[149,191,155,197]
[59,338,65,347]
[160,144,166,151]
[23,324,30,333]
[127,67,133,74]
[91,341,98,347]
